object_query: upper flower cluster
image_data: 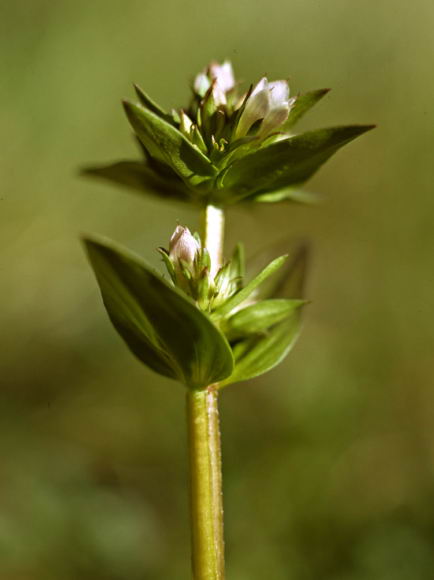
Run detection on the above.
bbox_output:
[181,61,296,155]
[83,60,374,207]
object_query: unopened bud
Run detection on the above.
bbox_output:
[169,226,201,266]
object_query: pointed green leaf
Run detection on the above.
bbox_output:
[81,161,191,202]
[134,84,173,123]
[271,244,309,300]
[223,298,304,340]
[84,236,234,389]
[249,242,310,301]
[220,125,375,200]
[123,101,217,186]
[220,242,309,385]
[212,255,288,318]
[283,89,330,130]
[221,310,302,386]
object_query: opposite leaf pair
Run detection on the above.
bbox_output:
[84,230,307,390]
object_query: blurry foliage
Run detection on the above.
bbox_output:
[1,0,434,578]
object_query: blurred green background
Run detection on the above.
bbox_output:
[1,0,434,578]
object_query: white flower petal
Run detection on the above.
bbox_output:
[212,82,227,106]
[235,88,270,138]
[209,60,235,93]
[268,80,290,107]
[258,105,290,137]
[194,72,211,97]
[251,76,268,97]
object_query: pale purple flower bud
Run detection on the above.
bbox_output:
[169,226,201,268]
[209,61,235,93]
[193,61,235,104]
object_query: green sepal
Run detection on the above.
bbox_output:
[213,261,231,294]
[81,161,191,203]
[212,254,288,318]
[123,101,218,186]
[84,236,234,389]
[230,84,253,139]
[229,243,245,286]
[157,247,176,283]
[199,247,211,271]
[191,125,208,154]
[220,310,302,386]
[223,298,305,340]
[283,89,330,130]
[219,125,375,201]
[197,268,211,310]
[201,85,218,137]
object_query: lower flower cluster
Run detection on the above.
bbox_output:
[84,225,307,390]
[159,225,242,311]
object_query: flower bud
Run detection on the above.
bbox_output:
[193,60,235,104]
[209,61,235,93]
[169,225,200,266]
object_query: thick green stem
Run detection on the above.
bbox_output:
[186,205,225,579]
[187,388,225,579]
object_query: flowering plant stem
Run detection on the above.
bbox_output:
[187,205,225,579]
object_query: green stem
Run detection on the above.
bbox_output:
[187,387,225,579]
[186,205,225,579]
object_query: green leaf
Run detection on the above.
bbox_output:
[251,187,320,204]
[84,236,234,389]
[250,242,310,302]
[220,125,375,201]
[212,255,288,318]
[223,298,304,340]
[123,101,217,186]
[219,242,309,385]
[133,84,173,123]
[283,88,330,130]
[220,310,302,386]
[81,161,191,202]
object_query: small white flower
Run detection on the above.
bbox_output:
[235,77,295,139]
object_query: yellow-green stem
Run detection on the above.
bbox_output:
[187,388,225,579]
[186,205,225,579]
